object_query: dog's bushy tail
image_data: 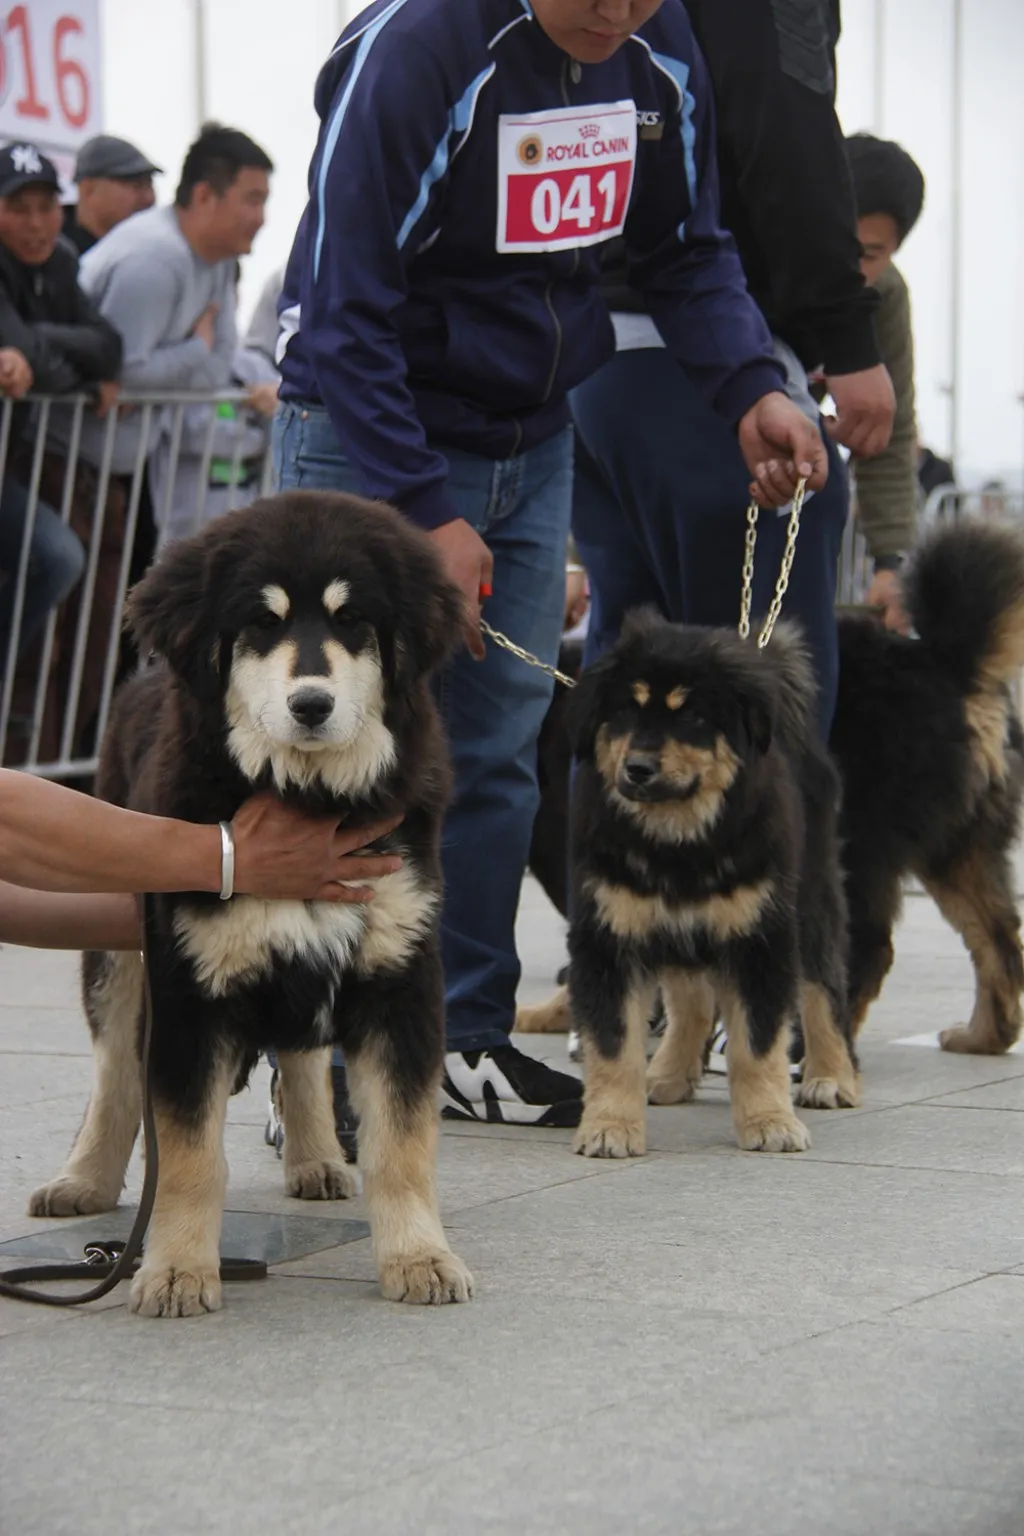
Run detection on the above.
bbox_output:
[905,520,1024,691]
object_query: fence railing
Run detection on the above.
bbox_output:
[0,389,274,780]
[3,388,1021,782]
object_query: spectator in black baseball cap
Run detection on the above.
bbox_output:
[0,141,121,664]
[63,134,161,257]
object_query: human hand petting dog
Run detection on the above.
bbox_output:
[738,391,829,508]
[428,517,493,660]
[231,796,404,903]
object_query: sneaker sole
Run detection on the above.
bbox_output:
[439,1085,581,1128]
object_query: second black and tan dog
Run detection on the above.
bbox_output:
[566,613,857,1160]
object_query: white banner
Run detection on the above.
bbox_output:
[0,1,102,191]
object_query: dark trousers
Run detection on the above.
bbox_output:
[570,348,849,736]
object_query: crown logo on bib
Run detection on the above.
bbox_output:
[579,123,600,140]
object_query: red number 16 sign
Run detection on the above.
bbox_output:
[497,101,637,255]
[0,1,101,156]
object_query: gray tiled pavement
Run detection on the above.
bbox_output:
[3,867,1024,1535]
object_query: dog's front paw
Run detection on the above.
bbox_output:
[794,1073,859,1110]
[285,1158,359,1201]
[735,1113,810,1153]
[379,1250,474,1305]
[573,1113,646,1158]
[129,1263,222,1318]
[646,1063,701,1105]
[27,1175,119,1218]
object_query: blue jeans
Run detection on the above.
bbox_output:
[570,349,849,736]
[273,402,574,1051]
[0,476,85,663]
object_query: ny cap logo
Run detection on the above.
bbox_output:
[11,144,43,174]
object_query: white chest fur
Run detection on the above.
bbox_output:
[174,861,439,998]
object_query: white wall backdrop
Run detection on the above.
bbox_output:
[98,0,1024,487]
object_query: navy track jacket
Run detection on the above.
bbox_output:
[279,0,784,530]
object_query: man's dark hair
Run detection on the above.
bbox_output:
[175,121,273,207]
[845,133,925,245]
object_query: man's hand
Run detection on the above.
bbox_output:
[738,392,828,508]
[0,347,33,400]
[94,380,120,420]
[824,364,896,458]
[564,566,588,631]
[230,795,404,903]
[865,568,910,634]
[428,518,493,661]
[192,303,218,350]
[246,380,279,419]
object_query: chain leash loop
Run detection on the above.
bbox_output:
[480,478,806,682]
[737,478,806,649]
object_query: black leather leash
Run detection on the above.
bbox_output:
[0,895,266,1306]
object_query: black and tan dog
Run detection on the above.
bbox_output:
[29,491,474,1316]
[565,613,858,1160]
[832,518,1024,1052]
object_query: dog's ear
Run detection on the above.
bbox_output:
[564,650,619,758]
[128,528,237,699]
[386,539,465,686]
[732,673,776,758]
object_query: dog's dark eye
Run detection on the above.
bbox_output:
[330,608,366,631]
[253,609,286,631]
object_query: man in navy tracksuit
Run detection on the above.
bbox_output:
[274,0,828,1131]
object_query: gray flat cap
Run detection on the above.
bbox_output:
[74,135,162,182]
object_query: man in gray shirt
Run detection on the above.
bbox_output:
[31,124,272,760]
[75,122,274,478]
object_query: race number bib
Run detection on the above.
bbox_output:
[497,101,637,254]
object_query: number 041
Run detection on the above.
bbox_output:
[530,170,619,236]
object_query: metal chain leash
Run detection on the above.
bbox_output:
[480,477,807,681]
[738,478,806,648]
[479,619,579,688]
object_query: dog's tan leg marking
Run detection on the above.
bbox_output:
[720,989,810,1152]
[346,1044,473,1305]
[923,851,1024,1054]
[646,971,716,1104]
[129,1050,238,1319]
[29,952,143,1217]
[277,1047,358,1200]
[574,979,656,1158]
[794,982,860,1109]
[515,983,573,1035]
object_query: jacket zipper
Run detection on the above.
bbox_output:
[538,57,582,411]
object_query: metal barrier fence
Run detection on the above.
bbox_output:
[0,390,274,780]
[2,388,1021,781]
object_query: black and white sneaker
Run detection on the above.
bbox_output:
[264,1064,360,1163]
[704,1021,802,1081]
[265,1068,285,1155]
[441,1043,583,1127]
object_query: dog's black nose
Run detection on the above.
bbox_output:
[288,687,334,729]
[624,754,659,785]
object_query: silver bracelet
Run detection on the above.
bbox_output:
[218,820,235,901]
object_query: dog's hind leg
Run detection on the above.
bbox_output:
[923,843,1024,1054]
[515,983,573,1034]
[845,857,902,1039]
[277,1047,358,1200]
[342,953,473,1305]
[130,1045,240,1318]
[28,951,143,1217]
[646,970,716,1105]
